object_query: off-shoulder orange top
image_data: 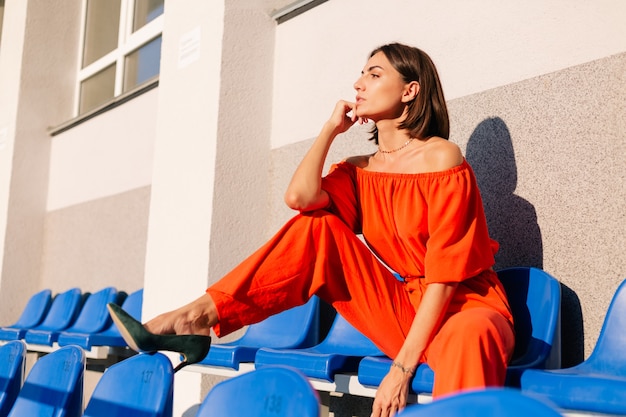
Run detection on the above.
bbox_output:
[321,159,513,323]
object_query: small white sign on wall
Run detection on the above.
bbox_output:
[178,26,201,70]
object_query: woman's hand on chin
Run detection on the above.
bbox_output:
[326,100,369,136]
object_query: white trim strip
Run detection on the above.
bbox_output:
[271,0,328,23]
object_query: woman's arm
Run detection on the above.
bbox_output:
[284,100,365,211]
[371,282,458,417]
[395,282,457,369]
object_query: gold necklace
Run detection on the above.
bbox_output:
[378,138,415,154]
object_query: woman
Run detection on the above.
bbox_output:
[109,43,515,416]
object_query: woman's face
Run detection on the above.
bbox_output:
[353,51,409,122]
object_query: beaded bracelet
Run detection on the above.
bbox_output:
[391,361,416,376]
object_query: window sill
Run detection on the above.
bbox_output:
[48,78,159,137]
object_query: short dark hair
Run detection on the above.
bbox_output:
[369,43,450,143]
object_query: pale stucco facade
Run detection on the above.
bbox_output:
[0,1,624,415]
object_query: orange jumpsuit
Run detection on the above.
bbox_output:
[207,159,515,397]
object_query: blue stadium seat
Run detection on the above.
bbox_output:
[82,352,173,417]
[198,296,320,370]
[358,356,434,393]
[3,288,82,344]
[0,289,53,341]
[25,287,117,346]
[521,278,626,415]
[358,267,561,393]
[58,289,143,350]
[0,340,27,415]
[255,312,384,381]
[396,388,562,417]
[8,345,85,417]
[196,365,320,417]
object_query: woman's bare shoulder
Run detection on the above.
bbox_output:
[422,137,464,171]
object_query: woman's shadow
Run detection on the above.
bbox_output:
[466,117,542,270]
[466,117,583,367]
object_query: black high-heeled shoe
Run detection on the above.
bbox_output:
[107,303,211,372]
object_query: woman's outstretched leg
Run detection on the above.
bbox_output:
[146,210,416,358]
[144,292,217,336]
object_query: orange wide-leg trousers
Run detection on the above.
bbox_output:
[207,211,514,397]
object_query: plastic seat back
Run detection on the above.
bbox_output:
[30,288,83,332]
[83,352,173,417]
[196,366,320,417]
[62,287,118,334]
[10,289,53,329]
[499,267,561,379]
[57,289,142,349]
[519,278,626,414]
[199,296,320,369]
[237,296,319,348]
[117,288,143,322]
[397,388,562,417]
[583,278,626,372]
[0,290,54,341]
[255,311,384,381]
[319,313,383,355]
[8,345,85,417]
[24,287,117,346]
[0,340,27,415]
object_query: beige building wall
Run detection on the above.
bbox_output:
[0,0,624,416]
[271,0,626,149]
[0,0,81,318]
[43,87,159,293]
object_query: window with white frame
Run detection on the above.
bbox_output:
[77,0,164,115]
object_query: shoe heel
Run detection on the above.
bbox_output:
[107,303,211,368]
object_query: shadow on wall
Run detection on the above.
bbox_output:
[559,284,585,367]
[466,117,584,367]
[466,117,543,270]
